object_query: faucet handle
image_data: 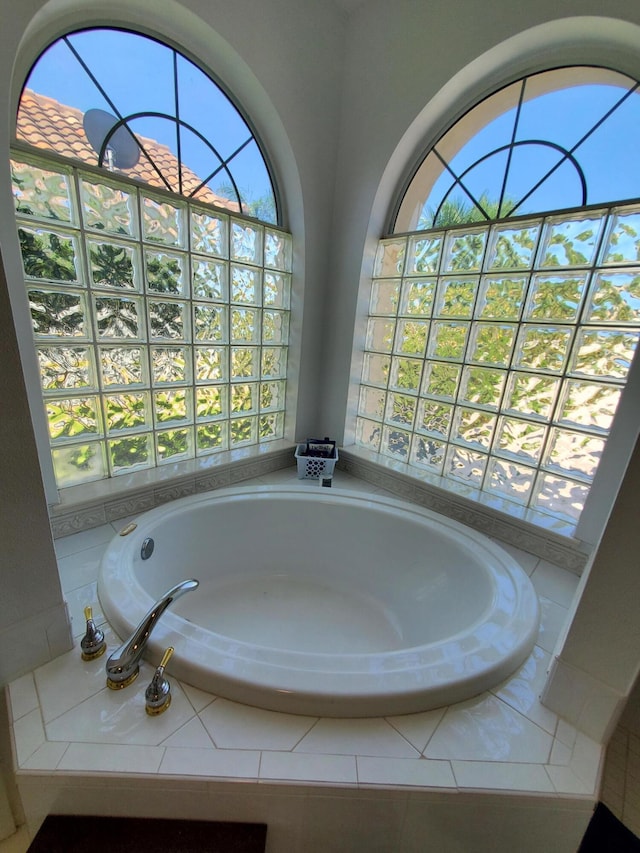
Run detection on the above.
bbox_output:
[80,606,107,661]
[145,646,174,716]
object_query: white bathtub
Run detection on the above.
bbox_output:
[98,485,540,717]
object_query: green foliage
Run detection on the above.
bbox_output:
[20,228,77,281]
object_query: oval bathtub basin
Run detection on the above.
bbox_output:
[98,486,540,717]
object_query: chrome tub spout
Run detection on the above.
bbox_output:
[105,579,199,689]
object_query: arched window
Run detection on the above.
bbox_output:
[357,67,640,530]
[11,28,291,488]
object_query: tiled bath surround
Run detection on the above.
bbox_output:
[6,468,602,851]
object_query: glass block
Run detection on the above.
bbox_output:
[487,458,535,505]
[231,382,258,415]
[153,388,189,425]
[428,321,469,360]
[194,304,227,342]
[369,279,400,315]
[145,250,186,295]
[381,424,411,460]
[96,296,142,339]
[231,265,260,304]
[230,416,257,447]
[108,433,152,474]
[570,328,640,379]
[196,421,228,454]
[532,472,589,522]
[452,407,495,449]
[503,372,558,420]
[361,353,390,388]
[434,277,478,318]
[196,385,227,420]
[99,346,144,387]
[12,160,74,222]
[539,214,604,268]
[395,319,429,356]
[262,310,288,344]
[151,346,189,384]
[545,427,605,482]
[416,400,452,439]
[513,325,573,373]
[19,226,79,282]
[260,380,286,413]
[231,219,263,265]
[601,208,640,264]
[389,357,422,393]
[558,380,621,431]
[421,361,460,401]
[232,346,260,379]
[260,347,285,379]
[142,196,185,247]
[355,417,382,452]
[476,275,527,320]
[586,272,640,324]
[406,234,442,274]
[366,317,395,352]
[468,323,515,366]
[524,273,587,322]
[52,441,106,487]
[385,392,416,428]
[399,278,435,316]
[104,393,149,432]
[157,427,192,462]
[29,289,86,337]
[410,435,446,473]
[89,240,138,290]
[445,445,486,486]
[260,411,285,440]
[373,237,406,277]
[193,259,227,301]
[358,385,386,421]
[195,347,227,382]
[38,346,94,391]
[231,308,260,343]
[443,228,487,272]
[81,177,136,236]
[264,229,292,271]
[191,209,228,257]
[459,366,505,409]
[46,396,100,442]
[263,271,290,308]
[494,416,545,462]
[147,299,187,341]
[486,222,540,270]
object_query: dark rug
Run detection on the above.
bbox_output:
[27,815,267,852]
[578,803,640,852]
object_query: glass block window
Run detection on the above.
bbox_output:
[12,154,291,488]
[357,207,640,525]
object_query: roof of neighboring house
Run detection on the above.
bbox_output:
[16,89,240,211]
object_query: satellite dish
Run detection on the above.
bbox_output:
[83,108,141,169]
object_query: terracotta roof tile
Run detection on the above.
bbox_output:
[16,89,240,212]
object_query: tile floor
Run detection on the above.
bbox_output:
[4,468,603,851]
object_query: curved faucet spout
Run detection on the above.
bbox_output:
[106,579,199,689]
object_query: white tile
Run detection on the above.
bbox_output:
[530,560,579,608]
[425,694,553,763]
[491,541,539,576]
[357,755,455,788]
[58,742,163,773]
[34,645,112,724]
[7,674,38,721]
[549,737,572,765]
[180,681,216,713]
[545,763,595,795]
[452,759,555,792]
[64,583,103,638]
[570,732,604,786]
[199,698,316,750]
[158,746,259,778]
[21,741,69,771]
[12,709,45,766]
[54,524,115,559]
[385,708,446,753]
[294,718,419,758]
[536,596,570,654]
[160,716,214,748]
[56,543,107,593]
[260,750,357,784]
[493,645,558,734]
